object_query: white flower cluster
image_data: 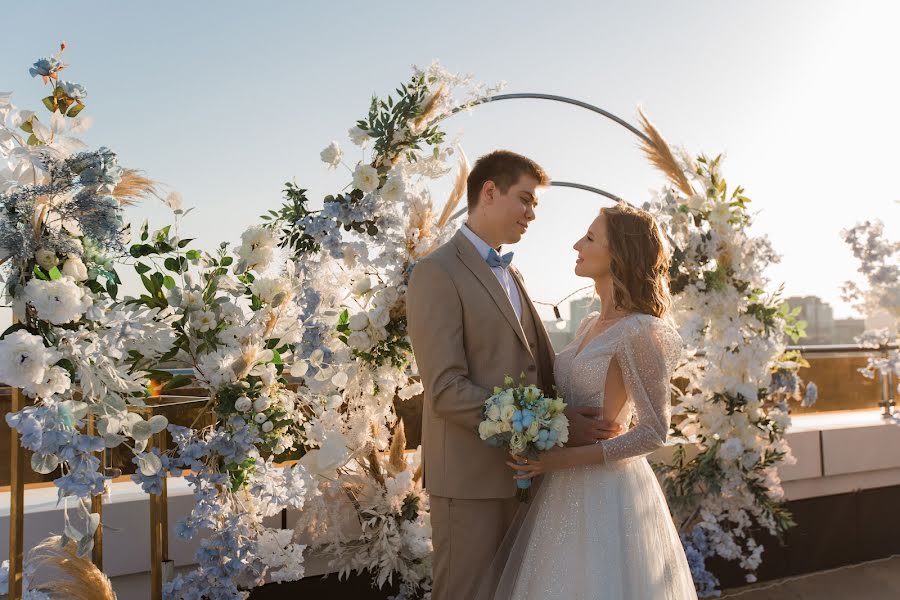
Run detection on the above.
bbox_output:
[646,151,806,586]
[841,220,899,389]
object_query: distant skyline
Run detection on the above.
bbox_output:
[2,1,898,324]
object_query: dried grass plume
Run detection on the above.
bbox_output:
[637,108,693,197]
[27,536,116,600]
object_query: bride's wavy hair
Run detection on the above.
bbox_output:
[601,203,672,318]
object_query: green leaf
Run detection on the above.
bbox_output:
[163,275,176,289]
[220,256,233,266]
[42,96,57,112]
[162,374,192,391]
[106,280,118,299]
[32,265,49,280]
[185,249,201,260]
[135,262,152,275]
[66,103,85,118]
[177,238,194,248]
[48,267,61,280]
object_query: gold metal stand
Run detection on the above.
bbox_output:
[8,385,25,600]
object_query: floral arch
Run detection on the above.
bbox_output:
[2,49,811,599]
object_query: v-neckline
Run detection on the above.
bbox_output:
[572,313,634,359]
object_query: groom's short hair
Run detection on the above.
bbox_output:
[467,150,549,211]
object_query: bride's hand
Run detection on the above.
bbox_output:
[507,449,573,480]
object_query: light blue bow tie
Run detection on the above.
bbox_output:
[486,248,514,269]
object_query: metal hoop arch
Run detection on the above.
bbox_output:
[443,92,645,221]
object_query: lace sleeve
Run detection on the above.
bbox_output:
[599,315,683,463]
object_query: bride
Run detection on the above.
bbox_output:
[480,203,698,599]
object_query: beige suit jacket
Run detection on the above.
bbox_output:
[406,230,556,499]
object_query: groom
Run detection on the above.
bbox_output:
[407,150,622,600]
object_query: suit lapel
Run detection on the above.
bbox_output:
[452,231,531,353]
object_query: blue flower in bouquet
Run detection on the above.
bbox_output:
[57,80,87,100]
[479,375,569,500]
[29,56,62,78]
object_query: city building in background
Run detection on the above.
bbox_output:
[785,295,865,344]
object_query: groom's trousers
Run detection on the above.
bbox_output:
[429,495,519,600]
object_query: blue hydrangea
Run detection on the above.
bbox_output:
[681,527,721,597]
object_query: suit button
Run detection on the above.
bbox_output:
[527,364,536,372]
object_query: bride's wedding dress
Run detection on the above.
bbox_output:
[483,312,698,600]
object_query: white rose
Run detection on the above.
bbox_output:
[369,306,391,328]
[377,286,400,307]
[234,396,252,412]
[61,254,88,281]
[347,331,372,351]
[252,276,290,304]
[478,420,493,440]
[510,432,527,453]
[253,396,271,412]
[486,403,501,421]
[352,276,372,296]
[500,404,516,423]
[499,389,516,407]
[348,125,371,146]
[550,414,569,444]
[717,437,744,462]
[24,277,92,325]
[352,163,380,193]
[379,175,406,203]
[35,248,59,271]
[319,141,343,170]
[181,289,204,311]
[192,310,216,333]
[348,312,369,331]
[526,420,541,438]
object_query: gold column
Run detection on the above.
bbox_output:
[8,385,25,600]
[86,413,104,569]
[148,427,174,600]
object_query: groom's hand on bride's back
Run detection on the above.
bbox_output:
[564,406,624,446]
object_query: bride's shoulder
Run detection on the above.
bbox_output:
[622,313,681,340]
[574,311,601,336]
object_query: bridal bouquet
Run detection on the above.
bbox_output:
[479,375,569,500]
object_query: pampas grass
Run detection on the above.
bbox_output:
[435,148,468,232]
[637,108,693,198]
[110,169,159,207]
[27,536,116,600]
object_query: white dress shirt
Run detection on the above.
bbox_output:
[460,223,523,321]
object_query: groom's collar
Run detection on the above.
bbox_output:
[460,223,503,261]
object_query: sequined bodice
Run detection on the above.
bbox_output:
[553,313,637,425]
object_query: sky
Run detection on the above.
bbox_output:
[2,0,898,323]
